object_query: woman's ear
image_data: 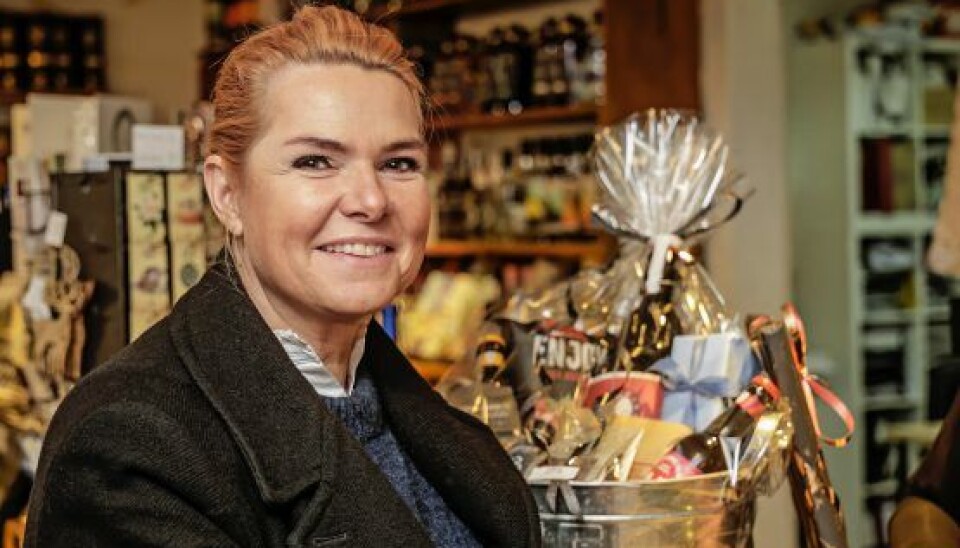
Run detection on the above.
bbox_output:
[203,155,243,237]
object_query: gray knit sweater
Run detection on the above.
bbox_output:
[320,367,482,548]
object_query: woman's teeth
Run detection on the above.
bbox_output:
[320,243,388,257]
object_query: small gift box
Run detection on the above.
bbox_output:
[651,332,759,431]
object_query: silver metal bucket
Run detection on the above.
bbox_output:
[531,473,755,547]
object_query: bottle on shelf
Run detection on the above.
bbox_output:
[436,140,480,240]
[205,0,229,51]
[500,149,529,238]
[431,133,598,242]
[502,24,533,114]
[412,9,605,116]
[647,377,781,479]
[584,9,606,105]
[562,14,591,104]
[25,14,50,92]
[452,33,479,112]
[429,38,456,111]
[74,17,105,92]
[0,12,21,92]
[532,18,560,107]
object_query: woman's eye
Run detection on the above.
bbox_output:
[291,155,333,170]
[382,157,422,174]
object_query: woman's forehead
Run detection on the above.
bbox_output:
[259,63,422,145]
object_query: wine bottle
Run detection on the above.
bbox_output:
[647,377,781,479]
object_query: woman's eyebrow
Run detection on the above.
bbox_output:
[282,136,350,153]
[382,139,427,154]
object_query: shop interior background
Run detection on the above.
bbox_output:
[1,0,959,547]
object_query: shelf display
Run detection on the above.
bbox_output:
[412,10,604,117]
[433,133,596,242]
[792,26,960,544]
[0,243,95,485]
[0,10,105,95]
[51,166,216,365]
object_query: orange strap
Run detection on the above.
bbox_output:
[782,303,855,448]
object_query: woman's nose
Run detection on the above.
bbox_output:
[339,164,388,222]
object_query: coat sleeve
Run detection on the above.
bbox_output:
[25,401,244,548]
[901,389,960,524]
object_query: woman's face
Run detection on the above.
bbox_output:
[230,63,429,324]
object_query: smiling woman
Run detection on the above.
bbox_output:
[208,62,432,381]
[24,6,540,548]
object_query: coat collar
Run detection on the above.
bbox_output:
[168,259,538,545]
[168,260,342,504]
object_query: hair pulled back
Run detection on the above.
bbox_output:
[208,5,425,167]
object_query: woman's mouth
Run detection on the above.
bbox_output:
[318,243,391,257]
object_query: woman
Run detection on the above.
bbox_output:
[25,6,540,547]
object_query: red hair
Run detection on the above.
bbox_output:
[208,5,425,167]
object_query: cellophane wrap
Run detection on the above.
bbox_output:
[486,110,754,430]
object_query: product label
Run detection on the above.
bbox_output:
[531,323,611,380]
[648,450,703,480]
[583,371,663,418]
[43,210,67,248]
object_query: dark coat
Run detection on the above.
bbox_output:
[25,262,541,547]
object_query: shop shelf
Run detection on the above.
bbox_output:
[429,102,598,131]
[922,124,952,138]
[368,0,557,18]
[855,212,936,235]
[0,90,26,106]
[863,394,918,412]
[926,304,951,323]
[863,479,898,498]
[425,238,608,260]
[0,89,100,106]
[922,38,960,54]
[856,128,912,139]
[862,307,915,326]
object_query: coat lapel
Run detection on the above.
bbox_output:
[168,263,340,504]
[365,323,540,547]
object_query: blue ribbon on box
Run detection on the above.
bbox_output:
[650,332,759,431]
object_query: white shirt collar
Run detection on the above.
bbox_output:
[273,329,366,398]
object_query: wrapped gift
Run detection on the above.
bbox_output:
[650,332,759,431]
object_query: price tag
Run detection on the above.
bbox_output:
[527,465,580,482]
[21,276,52,321]
[43,210,68,248]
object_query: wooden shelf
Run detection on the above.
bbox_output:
[0,89,102,107]
[368,0,557,19]
[855,212,937,235]
[430,102,598,131]
[426,238,609,260]
[0,91,25,106]
[409,357,454,384]
[863,394,919,412]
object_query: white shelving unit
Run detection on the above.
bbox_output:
[789,30,958,547]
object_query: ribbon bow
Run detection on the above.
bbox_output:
[591,190,750,295]
[651,333,759,430]
[749,304,855,448]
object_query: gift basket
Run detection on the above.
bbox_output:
[439,110,855,547]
